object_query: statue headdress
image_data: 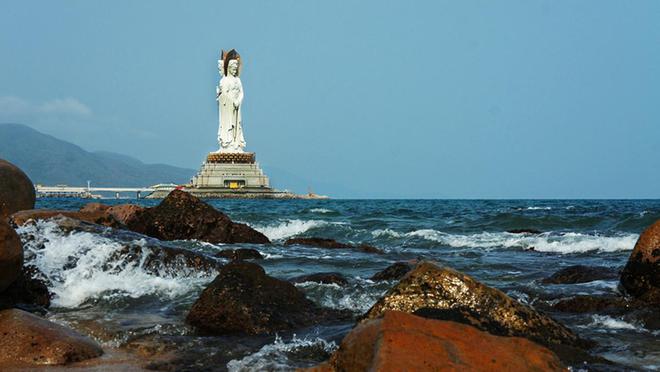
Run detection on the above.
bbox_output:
[220,49,241,77]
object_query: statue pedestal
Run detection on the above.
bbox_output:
[191,152,270,190]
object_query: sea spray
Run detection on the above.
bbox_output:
[17,220,213,308]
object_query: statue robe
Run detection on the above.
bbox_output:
[218,75,245,152]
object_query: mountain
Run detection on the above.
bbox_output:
[0,123,196,187]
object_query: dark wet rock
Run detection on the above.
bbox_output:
[304,311,565,372]
[0,308,103,367]
[362,261,584,351]
[285,237,384,254]
[0,265,51,311]
[187,261,346,335]
[126,190,270,244]
[215,248,263,260]
[0,159,35,219]
[542,265,619,285]
[370,262,414,281]
[285,237,352,249]
[290,272,348,286]
[552,295,629,314]
[11,209,123,229]
[620,220,660,303]
[0,220,23,292]
[507,228,542,234]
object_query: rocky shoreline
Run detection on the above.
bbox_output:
[1,158,658,370]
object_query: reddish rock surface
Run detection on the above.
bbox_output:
[307,311,564,372]
[0,159,35,219]
[620,220,660,303]
[0,309,103,367]
[0,220,23,292]
[126,190,269,244]
[107,204,144,225]
[187,261,344,335]
[363,261,582,350]
[11,209,123,228]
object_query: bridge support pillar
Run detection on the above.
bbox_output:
[115,192,120,199]
[137,191,141,199]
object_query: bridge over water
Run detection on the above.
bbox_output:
[35,185,156,199]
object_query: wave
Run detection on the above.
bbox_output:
[295,279,390,313]
[372,229,638,254]
[226,335,336,372]
[309,208,334,214]
[589,315,643,332]
[17,220,213,308]
[252,219,341,241]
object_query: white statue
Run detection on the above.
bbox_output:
[216,50,245,153]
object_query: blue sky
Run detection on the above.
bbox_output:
[1,1,658,198]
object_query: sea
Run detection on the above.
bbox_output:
[17,198,660,371]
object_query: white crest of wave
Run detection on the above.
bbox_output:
[253,219,336,241]
[226,335,336,372]
[17,220,212,308]
[373,228,637,254]
[590,315,642,332]
[295,279,389,313]
[309,208,333,214]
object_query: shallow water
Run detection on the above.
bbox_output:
[21,199,660,371]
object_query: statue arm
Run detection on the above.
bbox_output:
[235,80,244,108]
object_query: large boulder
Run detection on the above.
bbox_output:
[542,265,619,284]
[0,220,23,292]
[187,261,344,335]
[306,311,564,372]
[126,190,269,244]
[362,262,582,350]
[620,220,660,303]
[0,308,103,367]
[0,159,35,219]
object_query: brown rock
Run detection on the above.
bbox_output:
[0,308,103,367]
[79,203,110,213]
[126,190,269,244]
[11,209,123,228]
[307,311,564,372]
[370,262,415,281]
[620,220,660,303]
[187,261,344,335]
[0,265,51,310]
[107,204,144,225]
[0,159,35,218]
[362,261,582,350]
[0,220,23,292]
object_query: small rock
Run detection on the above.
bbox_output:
[370,262,414,281]
[620,220,660,303]
[362,261,583,350]
[284,237,351,249]
[215,248,263,260]
[542,265,619,284]
[0,220,23,292]
[285,237,383,254]
[126,190,270,244]
[0,308,103,367]
[186,261,344,335]
[304,311,564,372]
[0,159,35,219]
[290,272,348,286]
[552,295,628,313]
[507,228,542,234]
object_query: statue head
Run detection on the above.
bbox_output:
[228,59,239,77]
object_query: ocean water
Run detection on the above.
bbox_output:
[19,199,660,370]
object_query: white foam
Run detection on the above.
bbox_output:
[252,219,337,241]
[371,228,637,254]
[17,220,213,308]
[309,208,333,214]
[295,279,389,313]
[226,335,336,372]
[590,315,641,331]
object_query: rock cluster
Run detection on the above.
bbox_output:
[306,311,565,372]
